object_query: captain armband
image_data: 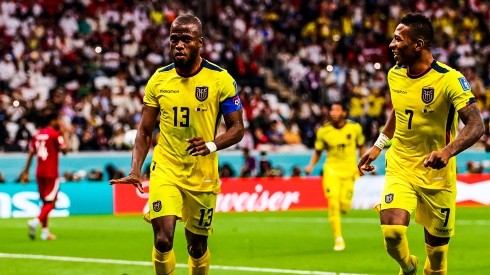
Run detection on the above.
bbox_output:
[205,142,217,153]
[374,133,390,150]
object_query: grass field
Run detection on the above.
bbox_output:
[0,208,489,275]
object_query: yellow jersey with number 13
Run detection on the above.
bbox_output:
[143,59,242,192]
[386,60,476,189]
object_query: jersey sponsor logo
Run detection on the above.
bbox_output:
[421,87,434,104]
[385,193,394,203]
[160,89,179,93]
[195,86,209,101]
[458,77,471,91]
[153,200,162,212]
[392,89,407,94]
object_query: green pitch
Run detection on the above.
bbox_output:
[0,208,489,275]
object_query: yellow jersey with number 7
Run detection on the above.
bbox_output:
[386,60,476,189]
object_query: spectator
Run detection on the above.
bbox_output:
[0,1,488,152]
[291,166,302,177]
[239,148,256,178]
[220,163,236,178]
[266,120,285,146]
[258,151,272,177]
[283,121,302,145]
[13,117,32,152]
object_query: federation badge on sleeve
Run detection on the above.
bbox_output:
[421,87,434,104]
[153,200,162,212]
[195,86,209,101]
[385,193,394,204]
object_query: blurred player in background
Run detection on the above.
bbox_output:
[19,112,68,241]
[305,102,365,251]
[110,14,244,275]
[358,13,484,275]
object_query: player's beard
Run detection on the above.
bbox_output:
[173,50,200,72]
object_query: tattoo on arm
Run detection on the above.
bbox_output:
[445,104,484,157]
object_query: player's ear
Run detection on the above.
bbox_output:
[415,38,425,51]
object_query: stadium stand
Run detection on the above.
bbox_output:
[0,0,489,153]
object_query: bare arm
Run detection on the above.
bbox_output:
[358,109,396,175]
[129,105,160,176]
[381,109,396,138]
[186,109,245,156]
[358,144,367,159]
[424,104,484,169]
[109,105,159,192]
[20,151,35,184]
[304,150,322,175]
[59,120,71,154]
[215,109,245,150]
[444,104,484,157]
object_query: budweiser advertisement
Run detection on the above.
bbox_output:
[113,174,490,215]
[113,177,327,215]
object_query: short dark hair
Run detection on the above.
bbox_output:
[172,14,203,37]
[329,101,349,113]
[39,112,59,127]
[400,13,434,48]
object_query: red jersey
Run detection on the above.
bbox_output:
[29,127,67,178]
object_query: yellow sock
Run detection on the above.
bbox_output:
[381,225,412,270]
[330,216,342,239]
[152,247,176,275]
[328,198,342,239]
[188,249,210,275]
[423,244,448,275]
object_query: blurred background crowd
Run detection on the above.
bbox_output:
[1,0,490,155]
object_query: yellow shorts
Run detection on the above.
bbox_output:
[149,181,217,236]
[323,172,357,212]
[381,175,456,237]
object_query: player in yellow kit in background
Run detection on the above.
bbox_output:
[305,102,366,251]
[358,13,484,275]
[110,14,244,275]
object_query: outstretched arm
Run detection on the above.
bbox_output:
[424,104,484,169]
[109,105,159,193]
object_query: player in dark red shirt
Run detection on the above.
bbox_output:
[19,112,68,240]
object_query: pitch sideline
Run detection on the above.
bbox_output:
[0,252,367,275]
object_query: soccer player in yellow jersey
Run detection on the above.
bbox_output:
[110,14,244,275]
[358,14,484,275]
[305,102,366,251]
